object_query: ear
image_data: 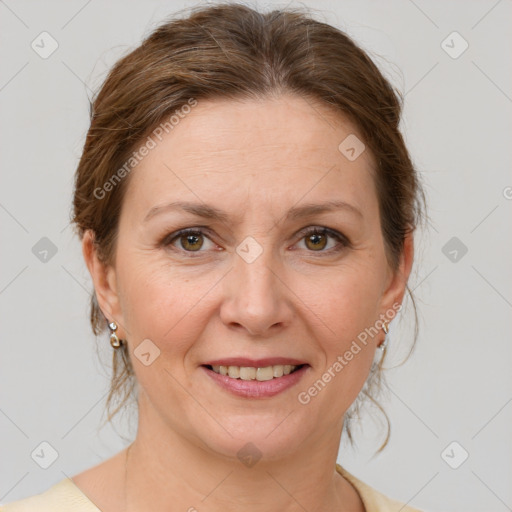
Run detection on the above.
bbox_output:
[379,231,414,320]
[82,230,126,338]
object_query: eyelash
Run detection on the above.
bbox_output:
[162,226,351,256]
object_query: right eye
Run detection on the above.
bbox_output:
[163,228,218,254]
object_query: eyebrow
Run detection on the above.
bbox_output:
[143,199,363,223]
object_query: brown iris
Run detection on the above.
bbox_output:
[180,232,204,251]
[305,231,327,251]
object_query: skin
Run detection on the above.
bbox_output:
[77,94,413,512]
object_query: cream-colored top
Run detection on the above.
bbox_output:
[0,464,423,511]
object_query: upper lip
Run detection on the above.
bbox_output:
[202,357,308,367]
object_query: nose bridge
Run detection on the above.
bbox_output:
[220,235,292,335]
[237,241,275,293]
[235,236,279,307]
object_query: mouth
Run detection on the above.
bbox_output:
[200,359,310,398]
[202,363,307,381]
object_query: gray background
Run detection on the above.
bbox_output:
[1,1,511,511]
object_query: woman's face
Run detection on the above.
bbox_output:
[89,94,412,460]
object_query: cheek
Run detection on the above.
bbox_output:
[116,254,215,351]
[295,270,383,416]
[300,261,383,346]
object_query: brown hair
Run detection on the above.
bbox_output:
[72,2,426,452]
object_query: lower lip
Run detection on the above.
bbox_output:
[201,365,309,398]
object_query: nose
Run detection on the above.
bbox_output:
[219,243,294,337]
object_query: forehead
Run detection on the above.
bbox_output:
[122,94,377,222]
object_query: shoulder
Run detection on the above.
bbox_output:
[0,479,101,512]
[336,464,425,512]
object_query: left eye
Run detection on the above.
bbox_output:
[296,227,348,252]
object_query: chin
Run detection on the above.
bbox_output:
[191,410,314,465]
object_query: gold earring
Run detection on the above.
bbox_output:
[108,321,122,349]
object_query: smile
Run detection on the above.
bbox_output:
[201,361,310,398]
[205,364,303,381]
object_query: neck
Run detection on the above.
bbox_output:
[122,398,364,512]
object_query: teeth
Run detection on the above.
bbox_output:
[256,366,274,381]
[273,365,284,378]
[210,364,300,380]
[240,367,256,380]
[228,366,240,378]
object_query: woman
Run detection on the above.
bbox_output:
[1,3,426,511]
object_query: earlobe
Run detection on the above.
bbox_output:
[82,230,124,335]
